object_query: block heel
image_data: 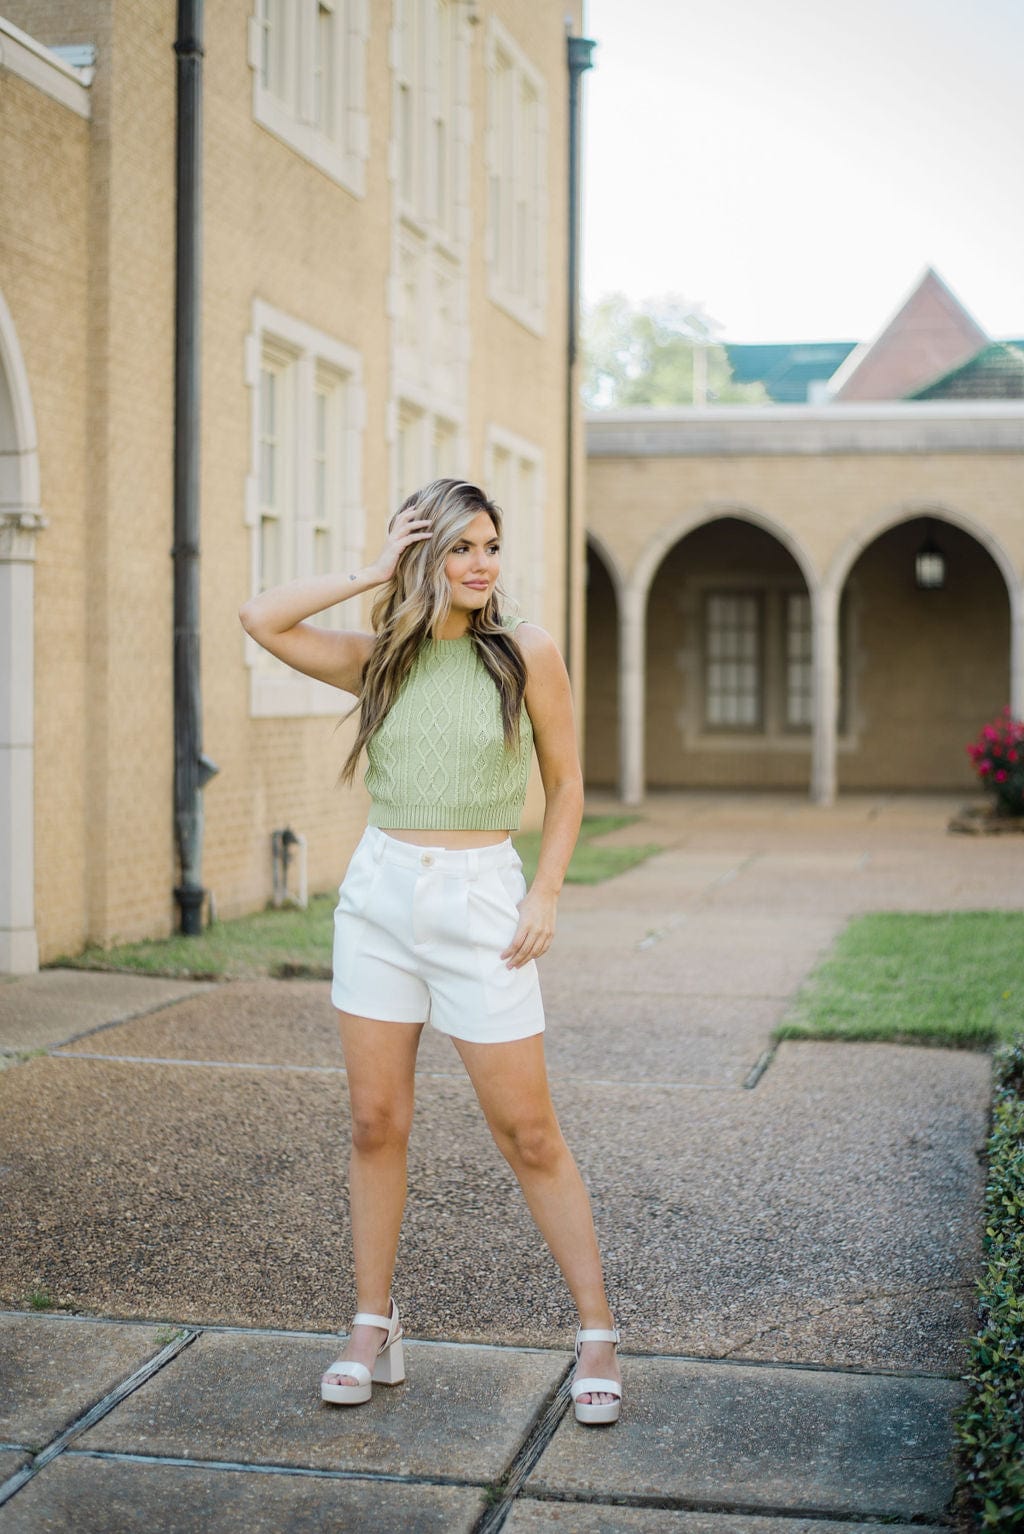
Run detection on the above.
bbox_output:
[320,1296,405,1406]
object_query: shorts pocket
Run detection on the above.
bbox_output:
[497,863,527,913]
[335,843,382,920]
[468,865,523,949]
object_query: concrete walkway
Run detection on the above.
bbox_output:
[0,792,1015,1531]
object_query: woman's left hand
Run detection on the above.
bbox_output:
[501,887,558,969]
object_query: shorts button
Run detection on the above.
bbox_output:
[421,852,433,866]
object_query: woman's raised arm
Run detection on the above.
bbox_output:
[238,507,431,693]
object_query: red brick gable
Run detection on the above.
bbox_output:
[830,268,988,402]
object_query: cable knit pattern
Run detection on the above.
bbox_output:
[364,617,534,830]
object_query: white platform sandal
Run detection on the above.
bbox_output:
[320,1296,405,1405]
[571,1322,622,1425]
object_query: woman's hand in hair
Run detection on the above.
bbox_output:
[369,507,433,583]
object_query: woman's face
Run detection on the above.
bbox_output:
[444,511,501,612]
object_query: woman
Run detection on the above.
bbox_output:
[238,478,621,1425]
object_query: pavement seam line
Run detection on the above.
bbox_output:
[29,985,217,1053]
[717,1280,978,1360]
[0,1312,963,1379]
[0,1327,199,1510]
[472,1362,575,1534]
[59,1449,496,1490]
[516,1486,946,1524]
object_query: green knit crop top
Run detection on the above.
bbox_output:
[364,617,534,831]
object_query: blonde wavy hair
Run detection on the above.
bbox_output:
[337,478,528,786]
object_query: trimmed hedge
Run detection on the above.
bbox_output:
[952,1037,1024,1528]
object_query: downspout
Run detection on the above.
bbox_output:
[565,32,595,683]
[172,0,218,934]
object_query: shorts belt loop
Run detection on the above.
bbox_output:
[371,829,386,862]
[466,847,479,879]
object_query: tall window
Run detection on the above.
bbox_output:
[704,593,762,729]
[395,400,459,502]
[257,352,295,593]
[395,0,460,245]
[486,19,546,334]
[486,428,544,621]
[250,0,369,195]
[246,303,365,715]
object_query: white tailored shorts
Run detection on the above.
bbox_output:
[331,824,545,1044]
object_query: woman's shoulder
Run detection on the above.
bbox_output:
[504,619,563,675]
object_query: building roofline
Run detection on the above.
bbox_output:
[587,401,1024,425]
[0,16,93,118]
[586,401,1024,458]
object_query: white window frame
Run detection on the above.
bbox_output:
[703,591,764,731]
[391,392,464,506]
[485,18,547,336]
[248,0,370,197]
[392,0,467,252]
[484,425,545,624]
[244,300,366,717]
[388,2,471,506]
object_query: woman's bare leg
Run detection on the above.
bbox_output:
[322,1011,424,1388]
[452,1032,620,1406]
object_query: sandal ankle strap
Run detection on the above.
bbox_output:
[576,1324,620,1347]
[352,1296,400,1340]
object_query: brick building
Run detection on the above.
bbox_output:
[0,1,587,973]
[584,272,1024,804]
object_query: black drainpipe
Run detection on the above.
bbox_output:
[172,0,218,934]
[565,32,596,684]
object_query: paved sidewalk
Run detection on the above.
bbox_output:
[0,792,1015,1530]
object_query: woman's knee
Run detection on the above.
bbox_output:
[496,1113,565,1172]
[349,1099,413,1155]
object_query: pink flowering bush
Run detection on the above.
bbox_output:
[966,708,1024,816]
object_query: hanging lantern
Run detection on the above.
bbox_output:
[915,523,945,590]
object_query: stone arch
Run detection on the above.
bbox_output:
[629,510,818,797]
[0,288,41,510]
[825,501,1020,603]
[633,503,820,608]
[829,506,1020,791]
[0,287,45,974]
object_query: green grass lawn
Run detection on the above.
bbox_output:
[53,814,661,983]
[777,911,1024,1049]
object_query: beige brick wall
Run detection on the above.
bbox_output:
[0,64,92,960]
[588,450,1024,588]
[5,0,584,963]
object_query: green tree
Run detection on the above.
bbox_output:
[583,292,769,408]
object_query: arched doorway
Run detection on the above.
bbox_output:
[0,288,44,973]
[584,536,620,789]
[644,516,815,790]
[837,515,1011,789]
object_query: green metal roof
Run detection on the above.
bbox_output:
[909,342,1024,400]
[724,342,857,402]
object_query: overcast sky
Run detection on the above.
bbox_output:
[581,0,1024,343]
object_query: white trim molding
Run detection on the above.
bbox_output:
[484,16,548,337]
[0,16,92,117]
[483,423,545,624]
[244,299,366,718]
[248,0,369,197]
[0,288,46,973]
